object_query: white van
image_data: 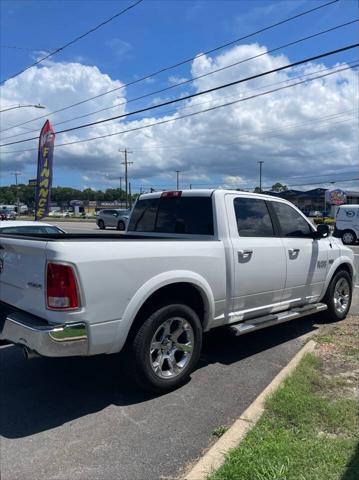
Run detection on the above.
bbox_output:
[335,204,359,244]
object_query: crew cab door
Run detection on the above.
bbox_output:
[269,200,328,305]
[225,195,286,321]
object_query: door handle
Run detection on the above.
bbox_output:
[288,248,300,258]
[238,250,253,262]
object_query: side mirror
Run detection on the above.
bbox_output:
[314,223,330,239]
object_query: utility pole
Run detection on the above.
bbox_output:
[119,149,133,209]
[128,182,132,209]
[257,161,264,193]
[176,170,180,190]
[12,172,22,214]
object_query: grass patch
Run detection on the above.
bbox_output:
[209,350,359,480]
[212,426,229,438]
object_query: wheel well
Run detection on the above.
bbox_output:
[333,263,353,280]
[126,283,206,342]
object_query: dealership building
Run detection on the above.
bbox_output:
[266,188,359,216]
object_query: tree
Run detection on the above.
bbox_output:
[253,187,261,193]
[271,182,288,192]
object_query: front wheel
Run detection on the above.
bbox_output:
[322,270,352,322]
[341,230,356,245]
[127,304,202,393]
[117,220,126,231]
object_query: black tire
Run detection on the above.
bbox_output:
[126,304,202,393]
[322,270,352,322]
[98,219,105,230]
[341,230,356,245]
[117,220,126,231]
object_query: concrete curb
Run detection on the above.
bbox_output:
[184,339,317,480]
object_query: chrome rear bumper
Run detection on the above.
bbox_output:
[0,310,88,357]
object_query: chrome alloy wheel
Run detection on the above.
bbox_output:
[333,277,350,314]
[149,317,194,379]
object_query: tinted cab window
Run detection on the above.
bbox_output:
[128,196,214,235]
[234,197,274,237]
[271,202,312,237]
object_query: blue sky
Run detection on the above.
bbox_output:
[0,0,358,192]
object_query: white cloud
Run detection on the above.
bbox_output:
[0,43,357,191]
[168,75,189,85]
[106,39,133,59]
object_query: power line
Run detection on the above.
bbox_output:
[2,19,356,140]
[0,0,339,133]
[3,56,357,143]
[133,177,359,192]
[185,177,359,190]
[1,44,357,148]
[0,0,144,85]
[269,178,359,188]
[127,112,358,152]
[1,110,355,156]
[1,63,357,154]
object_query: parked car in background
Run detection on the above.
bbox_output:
[308,210,322,217]
[0,221,65,234]
[96,208,130,230]
[334,204,359,245]
[0,210,17,220]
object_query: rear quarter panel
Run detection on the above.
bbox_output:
[44,239,227,353]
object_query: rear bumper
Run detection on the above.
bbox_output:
[0,306,88,357]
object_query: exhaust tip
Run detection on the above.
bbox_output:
[23,347,39,360]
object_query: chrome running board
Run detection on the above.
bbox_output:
[228,303,327,336]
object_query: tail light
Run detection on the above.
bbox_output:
[46,262,80,310]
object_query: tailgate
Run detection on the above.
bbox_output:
[0,236,48,318]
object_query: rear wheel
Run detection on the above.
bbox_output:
[117,220,126,231]
[322,270,352,322]
[127,304,202,393]
[98,219,105,230]
[341,230,356,245]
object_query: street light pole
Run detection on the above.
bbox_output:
[176,170,180,190]
[257,161,264,193]
[0,104,46,113]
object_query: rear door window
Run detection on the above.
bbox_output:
[233,197,274,237]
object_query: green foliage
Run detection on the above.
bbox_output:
[313,217,334,225]
[209,354,359,480]
[212,426,229,438]
[271,183,288,192]
[0,185,128,206]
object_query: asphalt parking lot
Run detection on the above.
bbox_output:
[0,227,358,480]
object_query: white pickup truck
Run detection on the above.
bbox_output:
[0,190,355,392]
